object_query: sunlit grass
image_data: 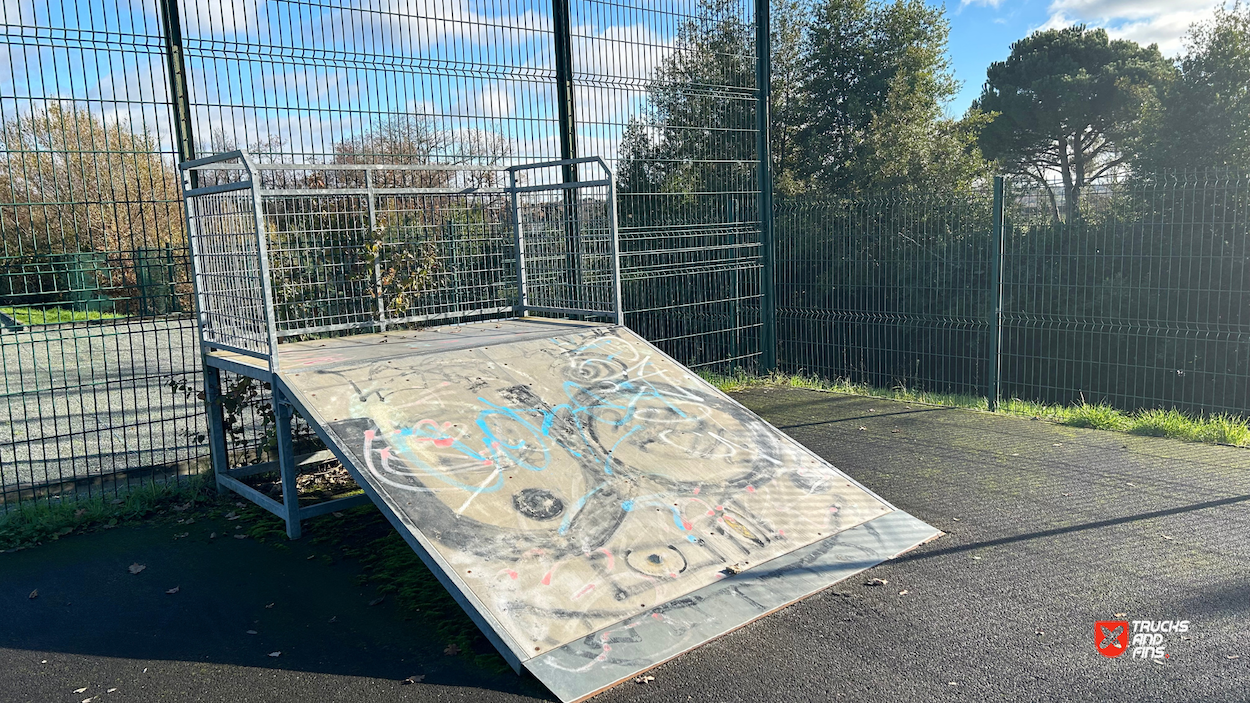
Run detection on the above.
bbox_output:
[1,305,123,326]
[701,371,1250,448]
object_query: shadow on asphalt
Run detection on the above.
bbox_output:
[1,515,547,702]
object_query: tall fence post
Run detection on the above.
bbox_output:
[987,175,1006,411]
[158,0,196,179]
[756,0,776,373]
[551,0,583,303]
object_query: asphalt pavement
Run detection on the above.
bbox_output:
[2,388,1248,702]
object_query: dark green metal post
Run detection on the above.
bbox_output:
[987,175,1006,411]
[552,0,583,300]
[158,0,196,183]
[756,0,776,372]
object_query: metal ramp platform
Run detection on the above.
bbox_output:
[180,154,940,702]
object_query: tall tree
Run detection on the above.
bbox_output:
[617,0,757,200]
[0,103,181,255]
[974,26,1174,220]
[798,0,987,197]
[1133,4,1250,173]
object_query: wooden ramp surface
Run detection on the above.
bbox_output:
[263,318,939,701]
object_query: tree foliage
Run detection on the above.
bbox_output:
[797,0,988,197]
[0,103,181,256]
[974,27,1174,220]
[1133,4,1250,173]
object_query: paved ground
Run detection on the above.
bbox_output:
[3,388,1249,702]
[0,318,205,496]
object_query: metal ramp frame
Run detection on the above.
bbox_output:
[178,152,940,702]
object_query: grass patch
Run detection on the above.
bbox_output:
[0,476,214,552]
[702,371,1250,448]
[1,305,124,326]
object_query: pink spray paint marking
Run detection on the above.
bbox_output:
[433,438,455,448]
[745,485,756,493]
[597,548,615,571]
[574,583,596,599]
[365,429,375,441]
[499,569,519,580]
[692,486,701,495]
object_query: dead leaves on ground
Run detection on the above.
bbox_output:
[127,563,145,575]
[401,675,425,685]
[443,643,461,656]
[165,587,180,595]
[28,589,37,599]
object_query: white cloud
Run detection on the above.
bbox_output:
[960,0,1005,8]
[1041,0,1220,56]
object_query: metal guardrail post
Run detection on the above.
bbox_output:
[756,0,777,372]
[987,175,1006,411]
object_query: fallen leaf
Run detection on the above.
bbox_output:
[952,517,960,521]
[265,602,275,609]
[128,563,146,575]
[401,675,425,685]
[948,682,958,686]
[898,589,909,596]
[1161,534,1174,540]
[107,689,117,693]
[972,556,982,560]
[1229,655,1241,660]
[247,630,258,635]
[306,555,316,560]
[82,697,96,703]
[225,512,240,521]
[1052,443,1062,447]
[74,509,86,519]
[233,534,247,540]
[328,616,337,623]
[443,643,461,656]
[865,577,888,587]
[634,675,655,684]
[209,532,217,539]
[858,426,867,431]
[110,499,124,505]
[332,512,343,518]
[369,596,385,606]
[1115,612,1127,617]
[28,589,37,599]
[268,651,281,658]
[173,533,189,540]
[1036,630,1045,636]
[165,587,180,595]
[73,688,88,694]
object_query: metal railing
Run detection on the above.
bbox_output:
[180,152,622,372]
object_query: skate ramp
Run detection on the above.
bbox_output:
[259,317,939,701]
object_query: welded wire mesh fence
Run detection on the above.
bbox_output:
[0,0,764,508]
[777,172,1250,417]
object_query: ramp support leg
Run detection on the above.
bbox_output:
[204,366,229,493]
[273,386,302,540]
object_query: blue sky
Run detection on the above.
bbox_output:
[938,0,1223,117]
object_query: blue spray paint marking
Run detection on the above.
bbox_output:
[603,425,641,475]
[559,483,605,535]
[621,500,634,511]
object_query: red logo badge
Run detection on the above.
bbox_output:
[1096,620,1129,657]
